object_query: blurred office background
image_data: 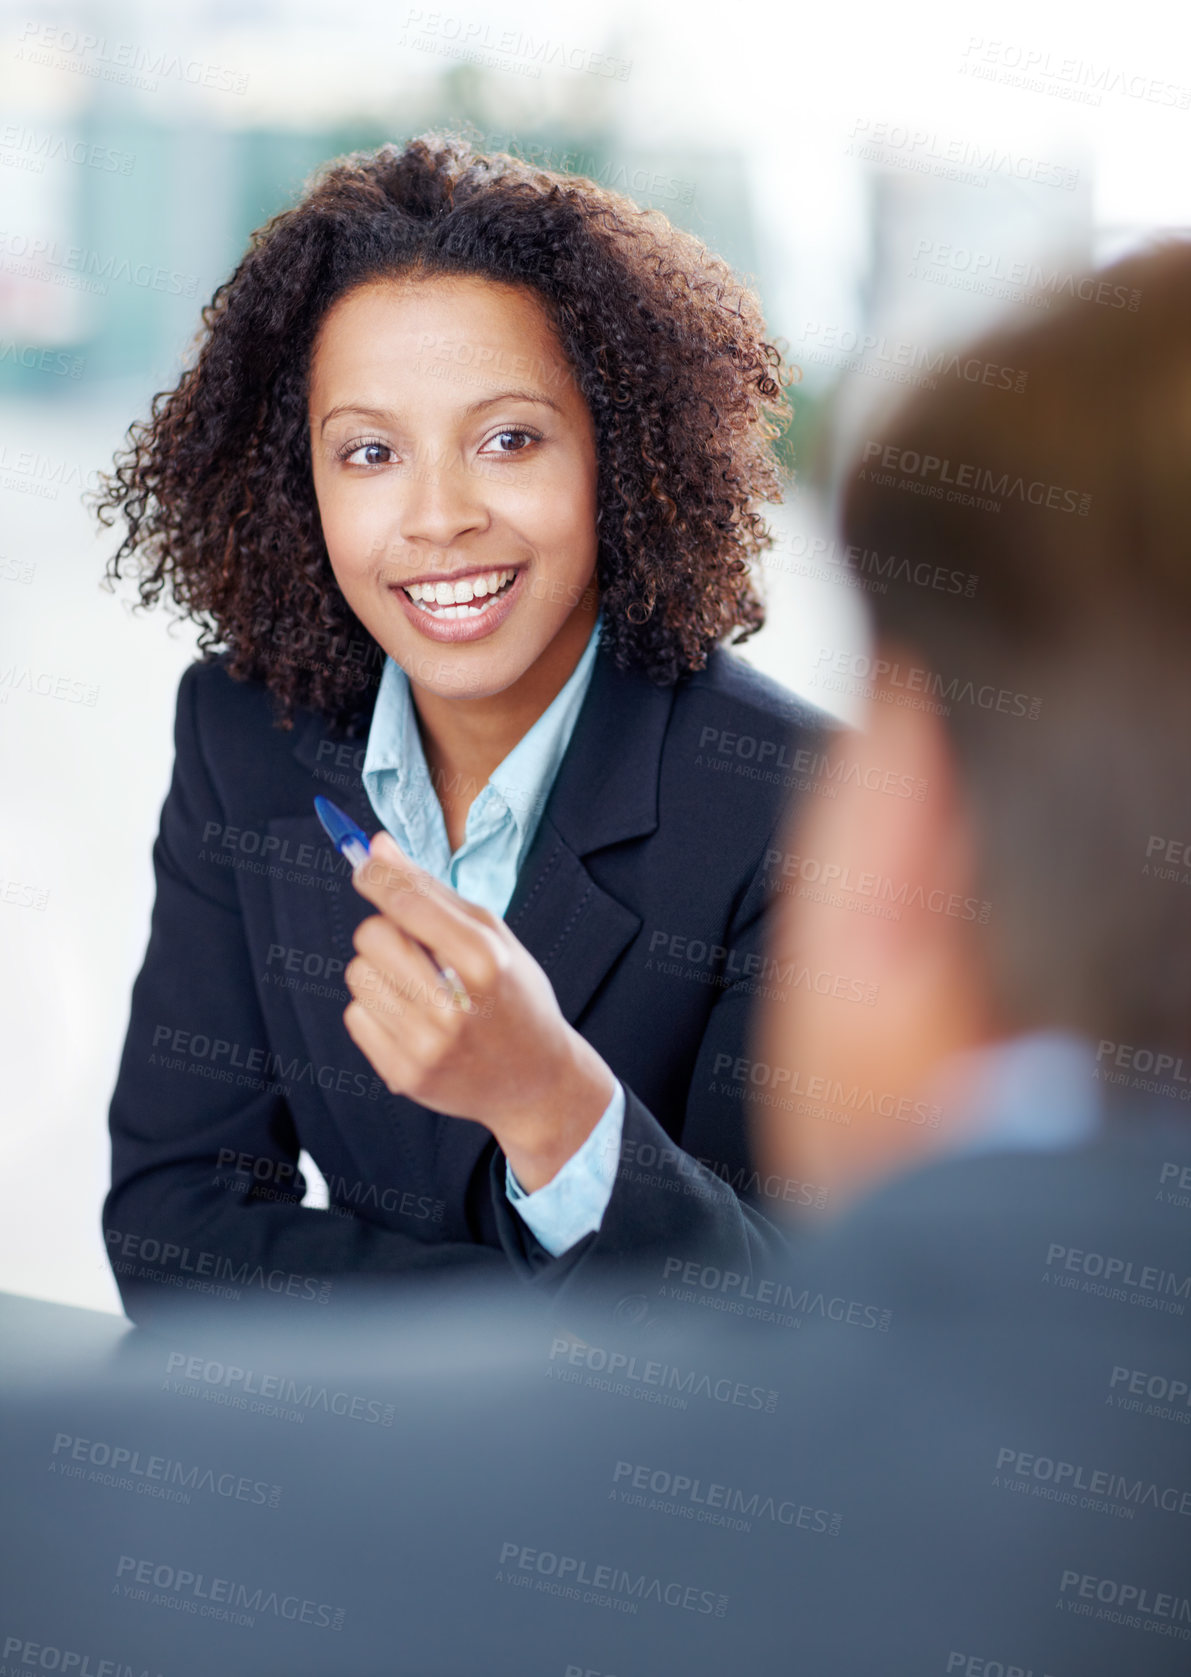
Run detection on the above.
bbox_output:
[2,0,1189,1312]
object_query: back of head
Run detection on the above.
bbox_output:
[842,242,1191,1076]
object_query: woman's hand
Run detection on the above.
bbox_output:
[343,831,616,1191]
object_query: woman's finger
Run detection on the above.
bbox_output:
[353,912,444,998]
[343,998,415,1095]
[352,832,497,984]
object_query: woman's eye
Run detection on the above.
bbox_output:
[343,441,394,466]
[482,429,537,455]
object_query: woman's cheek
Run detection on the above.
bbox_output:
[323,497,385,586]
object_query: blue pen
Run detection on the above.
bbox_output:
[313,796,472,1011]
[312,801,372,878]
[313,796,372,872]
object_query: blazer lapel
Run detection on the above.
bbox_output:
[290,647,674,1000]
[504,821,642,1019]
[286,652,676,1207]
[262,811,445,1219]
[507,650,674,1011]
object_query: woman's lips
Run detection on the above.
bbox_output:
[388,564,525,644]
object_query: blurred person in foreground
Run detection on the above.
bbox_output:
[728,237,1191,1674]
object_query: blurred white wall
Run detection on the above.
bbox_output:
[2,0,1189,1313]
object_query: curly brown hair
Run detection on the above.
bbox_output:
[96,132,789,731]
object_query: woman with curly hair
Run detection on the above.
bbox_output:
[99,133,824,1322]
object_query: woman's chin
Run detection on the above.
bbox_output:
[394,644,533,703]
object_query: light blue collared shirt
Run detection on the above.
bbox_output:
[360,618,624,1257]
[927,1030,1101,1158]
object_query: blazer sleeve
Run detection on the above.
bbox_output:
[491,831,795,1299]
[104,664,507,1327]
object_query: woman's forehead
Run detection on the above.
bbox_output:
[309,275,579,416]
[315,276,559,359]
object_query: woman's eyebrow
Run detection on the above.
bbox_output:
[319,404,391,434]
[319,390,563,435]
[462,389,563,416]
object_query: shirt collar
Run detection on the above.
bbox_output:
[925,1029,1102,1158]
[486,616,601,848]
[361,615,602,855]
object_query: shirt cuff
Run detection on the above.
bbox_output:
[504,1082,625,1257]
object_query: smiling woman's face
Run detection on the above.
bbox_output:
[308,275,600,703]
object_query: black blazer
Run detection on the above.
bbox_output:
[104,645,826,1323]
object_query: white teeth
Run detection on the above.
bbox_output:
[404,568,515,614]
